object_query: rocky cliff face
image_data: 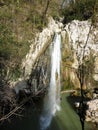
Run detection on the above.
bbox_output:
[22,17,63,79]
[61,19,98,89]
[13,17,98,94]
[13,17,63,94]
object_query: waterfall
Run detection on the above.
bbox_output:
[40,33,61,130]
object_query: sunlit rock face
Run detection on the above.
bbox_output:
[21,18,98,92]
[94,57,98,81]
[64,20,98,63]
[22,17,63,79]
[13,17,63,94]
[12,46,51,95]
[27,48,51,94]
[86,99,98,123]
[61,20,98,89]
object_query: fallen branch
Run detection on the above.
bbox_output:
[61,90,76,94]
[0,87,46,122]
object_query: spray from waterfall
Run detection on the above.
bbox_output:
[40,33,61,130]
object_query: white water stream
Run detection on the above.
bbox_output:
[40,33,61,130]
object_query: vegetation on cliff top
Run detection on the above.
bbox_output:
[62,0,98,24]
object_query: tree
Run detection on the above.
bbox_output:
[75,1,97,129]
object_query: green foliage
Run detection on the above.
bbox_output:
[48,0,61,20]
[0,21,30,80]
[61,0,96,23]
[27,10,47,31]
[0,24,13,59]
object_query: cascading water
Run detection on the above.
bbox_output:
[40,33,61,130]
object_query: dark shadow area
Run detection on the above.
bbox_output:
[47,117,62,130]
[66,93,97,130]
[0,106,40,130]
[0,96,43,130]
[66,94,90,112]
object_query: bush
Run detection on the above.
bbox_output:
[61,0,96,24]
[0,23,30,80]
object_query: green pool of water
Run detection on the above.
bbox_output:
[0,93,97,130]
[48,93,95,130]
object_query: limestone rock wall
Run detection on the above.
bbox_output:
[13,17,63,94]
[61,20,98,89]
[13,18,98,93]
[22,17,63,79]
[27,47,51,94]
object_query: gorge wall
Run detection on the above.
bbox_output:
[13,17,98,95]
[61,19,98,90]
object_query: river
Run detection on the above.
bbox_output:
[0,93,97,130]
